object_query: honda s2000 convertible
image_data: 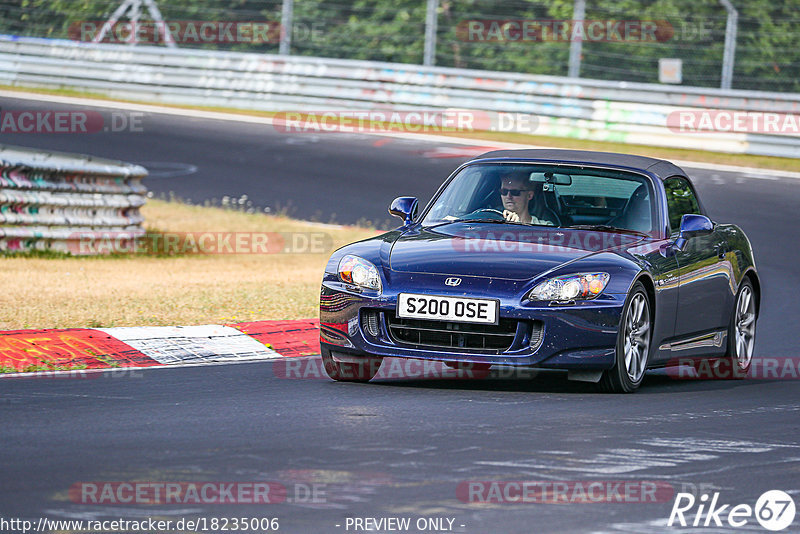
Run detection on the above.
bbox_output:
[319,149,760,392]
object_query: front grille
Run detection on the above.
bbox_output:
[385,312,519,352]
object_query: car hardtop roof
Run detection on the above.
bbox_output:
[470,149,686,181]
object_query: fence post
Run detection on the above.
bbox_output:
[719,0,738,90]
[280,0,294,55]
[567,0,585,77]
[423,0,439,66]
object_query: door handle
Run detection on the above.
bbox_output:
[715,244,727,259]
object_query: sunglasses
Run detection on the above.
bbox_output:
[500,188,527,196]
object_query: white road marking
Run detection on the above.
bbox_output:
[475,437,798,475]
[136,161,198,179]
[0,357,278,379]
[640,437,797,452]
[97,325,279,364]
[741,173,780,180]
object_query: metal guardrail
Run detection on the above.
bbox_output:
[0,143,147,253]
[0,36,799,158]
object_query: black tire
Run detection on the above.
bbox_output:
[321,347,382,382]
[599,281,653,393]
[718,279,757,379]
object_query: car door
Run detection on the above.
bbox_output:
[665,176,732,342]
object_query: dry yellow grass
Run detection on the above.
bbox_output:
[0,200,378,329]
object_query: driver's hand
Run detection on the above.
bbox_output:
[503,210,520,222]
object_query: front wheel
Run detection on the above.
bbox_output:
[599,282,652,393]
[321,347,382,382]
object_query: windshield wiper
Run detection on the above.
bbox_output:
[565,224,650,237]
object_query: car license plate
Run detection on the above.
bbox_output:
[397,294,499,324]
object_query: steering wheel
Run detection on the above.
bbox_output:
[464,208,506,221]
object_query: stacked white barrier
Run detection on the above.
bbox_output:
[0,144,147,253]
[0,35,798,157]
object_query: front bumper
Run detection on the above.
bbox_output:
[320,278,625,370]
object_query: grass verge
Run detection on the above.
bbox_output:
[0,200,377,330]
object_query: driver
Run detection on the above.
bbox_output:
[499,173,559,226]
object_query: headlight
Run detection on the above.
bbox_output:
[338,255,382,291]
[528,272,610,302]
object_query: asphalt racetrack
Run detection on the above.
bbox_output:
[1,96,799,533]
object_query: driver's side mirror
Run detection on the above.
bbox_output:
[389,197,418,226]
[674,214,714,251]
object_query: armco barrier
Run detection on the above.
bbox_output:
[0,35,799,157]
[0,144,147,253]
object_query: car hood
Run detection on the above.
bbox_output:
[388,224,645,281]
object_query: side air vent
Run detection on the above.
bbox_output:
[361,310,380,338]
[529,321,544,350]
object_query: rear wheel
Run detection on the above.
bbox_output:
[321,347,382,382]
[599,282,652,393]
[720,279,756,379]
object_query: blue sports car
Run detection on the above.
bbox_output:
[319,149,760,392]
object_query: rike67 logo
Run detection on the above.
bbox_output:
[668,490,796,531]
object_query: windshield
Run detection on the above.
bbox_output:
[422,163,655,235]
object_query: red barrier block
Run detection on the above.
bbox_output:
[230,320,320,357]
[0,328,161,372]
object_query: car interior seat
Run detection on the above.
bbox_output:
[609,184,651,233]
